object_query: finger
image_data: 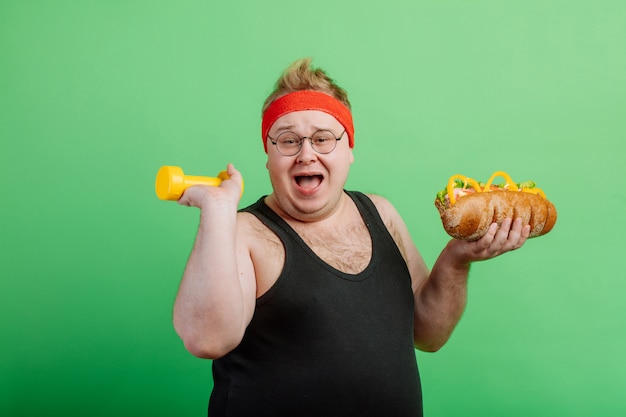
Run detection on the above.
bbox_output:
[504,218,524,250]
[177,186,202,207]
[470,222,498,254]
[224,163,244,191]
[177,193,192,207]
[463,222,498,260]
[481,222,499,245]
[511,222,531,250]
[491,218,513,249]
[177,184,216,208]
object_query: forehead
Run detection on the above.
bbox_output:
[269,110,342,134]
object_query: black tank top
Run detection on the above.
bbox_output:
[208,191,422,417]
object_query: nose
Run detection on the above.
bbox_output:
[296,138,317,163]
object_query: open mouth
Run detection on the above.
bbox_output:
[295,174,323,191]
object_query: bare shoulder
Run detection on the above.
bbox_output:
[236,211,281,248]
[365,194,429,285]
[236,210,284,297]
[365,194,404,231]
[236,210,267,236]
[364,194,406,253]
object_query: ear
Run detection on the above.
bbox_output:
[349,148,354,164]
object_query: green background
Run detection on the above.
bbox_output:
[2,0,624,415]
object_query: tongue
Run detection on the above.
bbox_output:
[297,175,322,190]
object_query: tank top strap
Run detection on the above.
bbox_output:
[241,192,384,245]
[240,196,299,244]
[241,191,396,254]
[345,191,401,251]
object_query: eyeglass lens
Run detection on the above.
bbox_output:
[275,130,341,155]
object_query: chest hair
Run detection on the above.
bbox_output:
[291,219,372,274]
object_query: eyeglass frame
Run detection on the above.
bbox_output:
[266,129,346,156]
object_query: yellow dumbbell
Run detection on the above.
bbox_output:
[155,166,242,201]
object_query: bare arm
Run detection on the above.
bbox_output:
[370,195,530,352]
[415,218,530,351]
[172,164,256,359]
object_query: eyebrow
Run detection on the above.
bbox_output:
[272,125,337,135]
[272,124,296,134]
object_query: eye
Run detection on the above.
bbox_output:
[313,137,330,144]
[312,131,334,144]
[277,133,301,146]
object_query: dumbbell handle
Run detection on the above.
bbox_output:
[155,166,230,201]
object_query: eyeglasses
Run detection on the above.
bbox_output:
[267,129,346,156]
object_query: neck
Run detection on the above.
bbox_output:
[264,191,349,225]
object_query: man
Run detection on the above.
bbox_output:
[173,58,530,416]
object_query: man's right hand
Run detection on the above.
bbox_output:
[177,163,244,209]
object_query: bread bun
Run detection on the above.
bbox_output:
[435,190,557,241]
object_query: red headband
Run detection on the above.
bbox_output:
[261,90,354,152]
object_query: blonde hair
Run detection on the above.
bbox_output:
[262,58,351,114]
